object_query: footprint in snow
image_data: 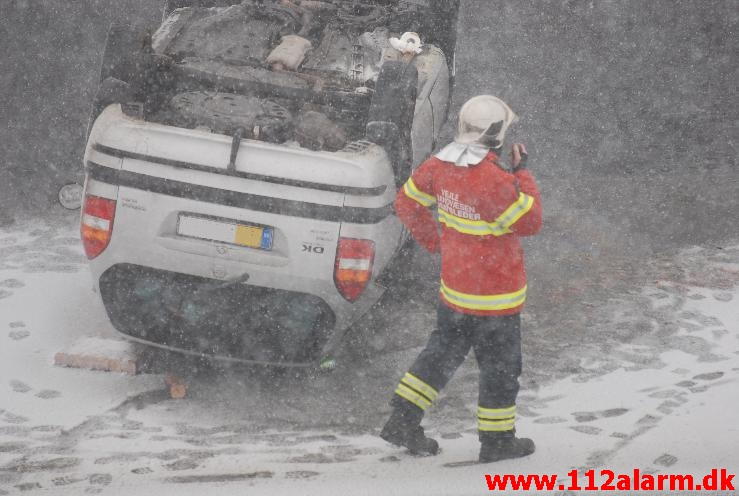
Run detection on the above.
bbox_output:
[712,292,733,302]
[0,426,29,436]
[678,311,723,327]
[533,416,567,424]
[15,482,42,492]
[9,380,31,393]
[688,385,710,393]
[52,476,87,487]
[88,474,112,486]
[693,371,723,381]
[657,400,681,415]
[285,471,320,479]
[165,459,200,471]
[4,456,81,472]
[636,414,660,426]
[35,390,61,400]
[379,455,401,463]
[570,425,602,435]
[572,412,598,423]
[601,408,629,418]
[165,472,273,484]
[8,330,30,341]
[3,412,29,424]
[654,453,678,467]
[321,445,373,459]
[572,408,629,422]
[653,388,692,404]
[32,425,62,432]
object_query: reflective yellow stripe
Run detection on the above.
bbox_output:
[495,192,534,231]
[436,192,534,237]
[395,384,432,410]
[438,209,510,236]
[403,177,436,207]
[440,280,527,311]
[478,418,516,426]
[401,373,438,402]
[478,405,516,419]
[478,418,515,431]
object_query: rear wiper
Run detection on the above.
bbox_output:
[227,126,247,171]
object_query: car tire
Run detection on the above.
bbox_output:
[85,24,143,140]
[99,24,147,84]
[366,60,419,187]
[427,0,460,67]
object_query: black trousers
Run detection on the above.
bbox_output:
[392,303,522,436]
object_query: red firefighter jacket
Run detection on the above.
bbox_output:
[395,151,542,316]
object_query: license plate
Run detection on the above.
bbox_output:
[177,214,273,251]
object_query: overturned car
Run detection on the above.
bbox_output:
[81,0,459,367]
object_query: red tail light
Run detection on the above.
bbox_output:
[81,195,116,259]
[334,238,375,302]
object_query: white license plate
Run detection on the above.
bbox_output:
[177,215,273,250]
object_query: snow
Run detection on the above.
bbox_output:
[58,337,136,361]
[1,221,738,495]
[0,229,161,435]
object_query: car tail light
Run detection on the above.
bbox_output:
[334,238,375,302]
[81,195,116,259]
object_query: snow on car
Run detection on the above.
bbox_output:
[80,0,460,366]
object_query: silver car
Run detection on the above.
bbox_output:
[80,0,458,367]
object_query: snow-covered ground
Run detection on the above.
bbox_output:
[1,218,737,495]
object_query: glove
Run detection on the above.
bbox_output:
[511,143,528,173]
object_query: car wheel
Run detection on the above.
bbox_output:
[366,60,419,187]
[86,24,144,139]
[427,0,460,67]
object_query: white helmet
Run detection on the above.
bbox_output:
[456,95,518,148]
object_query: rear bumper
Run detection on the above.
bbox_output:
[99,264,336,366]
[88,233,388,363]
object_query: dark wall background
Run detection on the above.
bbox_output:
[1,0,737,252]
[454,0,737,252]
[0,0,161,213]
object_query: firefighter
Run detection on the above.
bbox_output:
[380,95,543,463]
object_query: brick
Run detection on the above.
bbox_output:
[53,351,137,375]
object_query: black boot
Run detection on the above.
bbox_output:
[380,405,439,456]
[479,430,535,463]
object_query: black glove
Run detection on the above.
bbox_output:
[511,143,528,173]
